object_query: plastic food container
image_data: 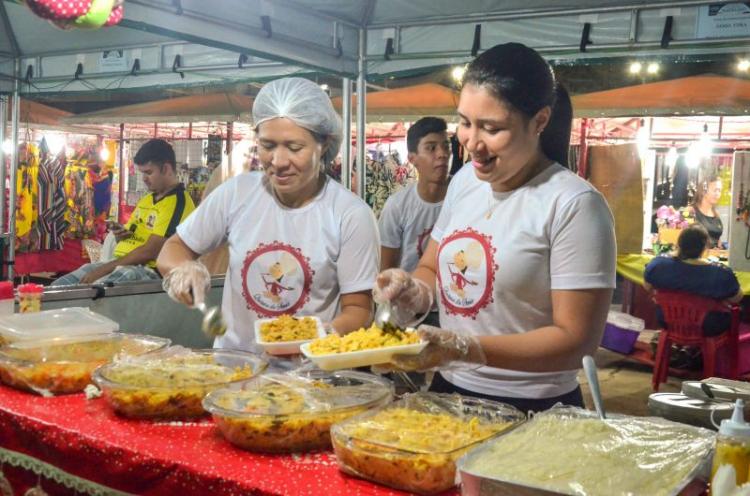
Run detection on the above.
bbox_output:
[331,392,524,495]
[254,315,326,355]
[0,333,169,396]
[0,307,119,346]
[457,406,715,496]
[93,347,267,419]
[17,283,44,313]
[204,370,393,453]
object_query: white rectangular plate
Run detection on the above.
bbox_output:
[300,339,427,371]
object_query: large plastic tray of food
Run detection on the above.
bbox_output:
[457,406,715,496]
[0,333,169,396]
[93,346,267,419]
[204,369,393,453]
[331,392,525,495]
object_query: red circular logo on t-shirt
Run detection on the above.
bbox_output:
[241,242,315,317]
[436,228,497,319]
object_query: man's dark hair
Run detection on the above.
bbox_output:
[676,224,709,260]
[407,117,447,154]
[133,139,176,171]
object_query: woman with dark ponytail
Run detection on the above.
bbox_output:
[373,43,617,412]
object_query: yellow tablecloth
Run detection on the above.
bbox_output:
[617,254,750,295]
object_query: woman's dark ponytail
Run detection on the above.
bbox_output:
[463,43,574,169]
[540,83,573,168]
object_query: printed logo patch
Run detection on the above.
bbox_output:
[437,228,497,319]
[241,242,315,317]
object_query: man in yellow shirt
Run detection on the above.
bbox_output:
[52,139,195,286]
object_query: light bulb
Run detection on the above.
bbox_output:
[451,66,466,82]
[628,62,642,74]
[99,147,110,161]
[1,140,11,155]
[646,62,660,74]
[738,59,750,72]
[45,134,65,155]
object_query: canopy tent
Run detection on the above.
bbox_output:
[61,93,253,125]
[332,83,458,121]
[572,76,750,117]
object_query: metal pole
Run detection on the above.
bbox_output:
[578,118,589,178]
[117,123,125,224]
[356,28,367,200]
[341,77,352,190]
[8,59,20,280]
[0,95,6,236]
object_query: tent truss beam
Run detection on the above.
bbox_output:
[122,0,358,76]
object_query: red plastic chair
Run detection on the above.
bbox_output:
[652,290,740,391]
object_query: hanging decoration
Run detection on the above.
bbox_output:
[22,0,124,29]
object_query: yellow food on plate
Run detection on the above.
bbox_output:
[309,324,419,355]
[97,353,257,419]
[332,407,513,495]
[259,315,318,342]
[0,361,105,394]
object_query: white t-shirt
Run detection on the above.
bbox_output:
[177,172,380,350]
[432,163,616,399]
[378,183,443,273]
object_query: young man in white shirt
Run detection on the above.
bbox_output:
[378,117,451,273]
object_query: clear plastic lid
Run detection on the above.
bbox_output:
[204,370,393,418]
[331,392,525,455]
[0,307,119,342]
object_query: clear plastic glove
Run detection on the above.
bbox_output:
[373,269,433,325]
[162,261,211,307]
[389,324,486,372]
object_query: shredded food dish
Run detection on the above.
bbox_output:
[100,354,255,419]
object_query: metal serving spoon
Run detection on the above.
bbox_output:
[195,301,227,337]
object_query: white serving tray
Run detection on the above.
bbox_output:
[300,336,427,371]
[254,316,325,355]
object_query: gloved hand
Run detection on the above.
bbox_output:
[389,325,486,372]
[162,261,211,307]
[373,269,433,325]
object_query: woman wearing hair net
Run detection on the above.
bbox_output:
[157,77,380,350]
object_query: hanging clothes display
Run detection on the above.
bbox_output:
[36,149,70,250]
[64,145,98,240]
[15,144,40,252]
[363,152,416,218]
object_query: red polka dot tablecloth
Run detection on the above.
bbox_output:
[0,386,460,496]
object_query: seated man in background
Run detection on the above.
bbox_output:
[644,224,742,367]
[52,139,195,286]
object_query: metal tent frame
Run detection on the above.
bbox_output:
[2,0,750,276]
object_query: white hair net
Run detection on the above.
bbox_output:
[252,77,342,167]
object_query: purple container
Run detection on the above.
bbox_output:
[600,323,640,355]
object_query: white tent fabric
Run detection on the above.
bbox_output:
[3,0,750,95]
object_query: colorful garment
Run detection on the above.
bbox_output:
[37,151,70,250]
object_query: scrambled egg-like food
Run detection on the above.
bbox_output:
[463,414,713,496]
[259,315,318,342]
[0,338,162,395]
[332,408,512,495]
[309,324,419,355]
[102,355,255,419]
[212,382,369,453]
